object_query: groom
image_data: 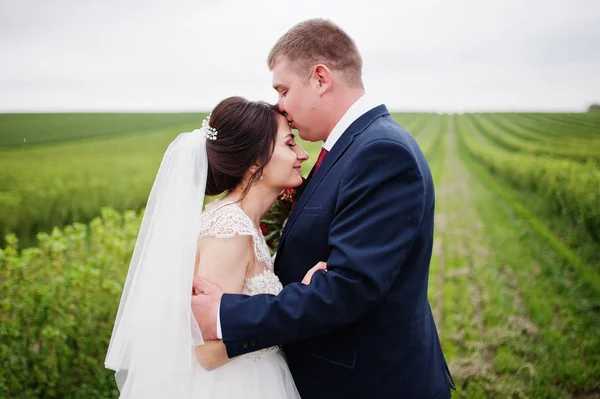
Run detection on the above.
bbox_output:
[193,19,454,398]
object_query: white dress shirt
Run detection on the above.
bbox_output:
[322,94,381,151]
[216,94,382,339]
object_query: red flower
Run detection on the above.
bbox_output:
[279,178,305,202]
[260,222,268,236]
[261,178,307,250]
[279,187,296,201]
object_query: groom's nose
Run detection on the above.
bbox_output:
[277,98,286,114]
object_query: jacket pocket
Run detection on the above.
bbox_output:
[301,206,322,216]
[297,338,357,370]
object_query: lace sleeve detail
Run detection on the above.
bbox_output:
[199,204,255,240]
[199,204,272,267]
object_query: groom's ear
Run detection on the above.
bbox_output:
[312,64,333,95]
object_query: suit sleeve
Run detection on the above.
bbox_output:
[220,139,427,357]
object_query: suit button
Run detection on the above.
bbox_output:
[250,340,256,347]
[242,343,248,349]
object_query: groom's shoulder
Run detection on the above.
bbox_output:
[356,114,419,153]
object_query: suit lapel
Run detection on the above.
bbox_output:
[278,105,390,247]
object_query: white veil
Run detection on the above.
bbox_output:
[105,129,208,398]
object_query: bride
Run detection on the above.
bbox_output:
[105,96,325,398]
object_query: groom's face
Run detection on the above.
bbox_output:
[272,60,325,142]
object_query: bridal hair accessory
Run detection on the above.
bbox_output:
[200,113,218,140]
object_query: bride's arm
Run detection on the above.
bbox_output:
[193,235,251,371]
[193,341,232,371]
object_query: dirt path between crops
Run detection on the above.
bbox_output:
[435,117,540,393]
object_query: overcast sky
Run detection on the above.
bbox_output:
[1,0,599,112]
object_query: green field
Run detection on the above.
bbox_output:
[1,112,599,398]
[0,113,208,246]
[0,113,429,247]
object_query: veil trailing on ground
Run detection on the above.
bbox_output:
[105,129,208,397]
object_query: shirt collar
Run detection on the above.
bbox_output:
[322,94,382,151]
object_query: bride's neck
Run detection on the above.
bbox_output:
[223,183,279,228]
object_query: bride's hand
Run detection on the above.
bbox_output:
[302,262,327,285]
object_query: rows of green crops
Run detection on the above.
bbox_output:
[456,113,600,244]
[429,114,600,397]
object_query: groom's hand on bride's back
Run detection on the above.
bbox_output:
[302,262,327,285]
[192,261,326,339]
[191,277,223,340]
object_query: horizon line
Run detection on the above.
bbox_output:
[0,107,596,114]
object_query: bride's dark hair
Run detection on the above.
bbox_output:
[205,96,280,197]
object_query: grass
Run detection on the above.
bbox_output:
[433,114,600,397]
[0,113,206,147]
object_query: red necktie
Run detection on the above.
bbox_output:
[313,148,329,174]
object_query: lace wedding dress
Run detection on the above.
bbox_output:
[191,201,301,398]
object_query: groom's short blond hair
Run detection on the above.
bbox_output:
[268,19,363,88]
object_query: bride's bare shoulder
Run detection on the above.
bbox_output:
[195,233,252,293]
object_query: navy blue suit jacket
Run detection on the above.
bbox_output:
[220,105,454,398]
